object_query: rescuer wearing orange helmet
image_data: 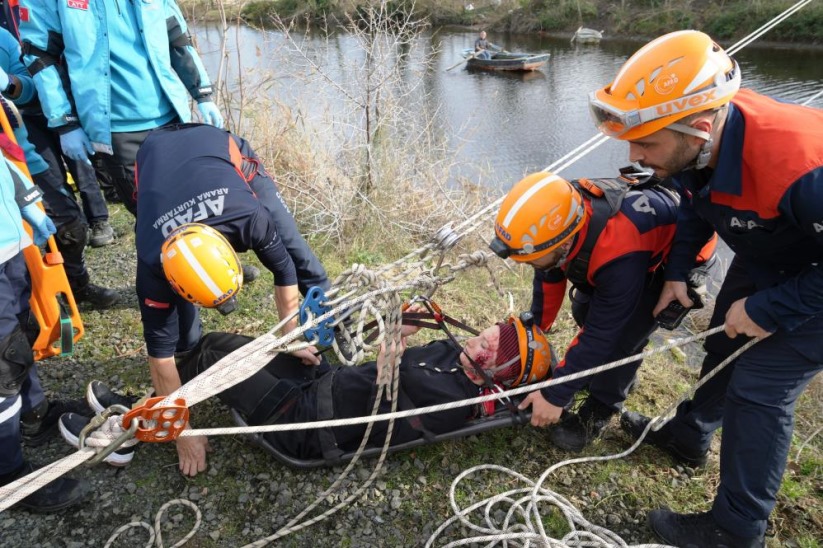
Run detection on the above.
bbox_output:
[491,169,716,453]
[590,30,823,547]
[65,124,330,479]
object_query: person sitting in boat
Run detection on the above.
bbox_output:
[62,298,556,464]
[474,31,501,60]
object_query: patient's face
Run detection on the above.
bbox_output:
[460,325,501,384]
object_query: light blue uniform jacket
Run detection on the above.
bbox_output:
[18,0,213,153]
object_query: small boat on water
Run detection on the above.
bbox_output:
[461,48,550,72]
[571,26,603,44]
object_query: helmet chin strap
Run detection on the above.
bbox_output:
[668,122,714,170]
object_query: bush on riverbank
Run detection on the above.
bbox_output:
[472,0,823,43]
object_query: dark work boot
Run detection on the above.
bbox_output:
[72,282,120,310]
[549,396,616,452]
[242,264,261,284]
[648,508,765,547]
[0,462,90,512]
[21,398,94,447]
[620,410,708,467]
[88,221,115,248]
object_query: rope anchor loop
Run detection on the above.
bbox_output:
[79,404,138,466]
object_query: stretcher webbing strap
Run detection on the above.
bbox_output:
[395,384,436,442]
[247,379,299,426]
[361,310,478,345]
[315,367,343,462]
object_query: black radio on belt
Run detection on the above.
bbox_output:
[519,311,535,328]
[656,287,704,331]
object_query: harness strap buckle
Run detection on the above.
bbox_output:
[576,177,605,197]
[479,387,496,417]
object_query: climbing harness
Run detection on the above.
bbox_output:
[563,167,675,290]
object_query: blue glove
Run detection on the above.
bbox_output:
[59,127,94,165]
[21,203,57,246]
[197,101,224,128]
[0,67,8,92]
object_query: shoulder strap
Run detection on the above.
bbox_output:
[227,135,260,183]
[564,177,629,288]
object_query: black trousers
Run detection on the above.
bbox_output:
[24,115,95,287]
[24,113,109,224]
[662,256,822,537]
[176,332,326,459]
[97,128,155,216]
[234,135,330,294]
[570,271,665,410]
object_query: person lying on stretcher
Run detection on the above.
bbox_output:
[67,303,556,464]
[184,307,555,461]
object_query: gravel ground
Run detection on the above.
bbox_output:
[1,398,677,548]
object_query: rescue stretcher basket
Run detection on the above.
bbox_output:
[230,396,531,469]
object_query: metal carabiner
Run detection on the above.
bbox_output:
[78,404,138,466]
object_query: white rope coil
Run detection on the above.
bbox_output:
[426,337,760,547]
[103,498,202,548]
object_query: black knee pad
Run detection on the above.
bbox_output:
[0,326,34,397]
[15,310,41,347]
[56,217,89,252]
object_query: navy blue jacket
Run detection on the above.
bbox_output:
[665,90,823,333]
[532,184,679,407]
[135,124,297,358]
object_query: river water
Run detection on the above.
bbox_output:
[192,24,823,188]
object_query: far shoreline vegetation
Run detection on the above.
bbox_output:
[180,0,823,47]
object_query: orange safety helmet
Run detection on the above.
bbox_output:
[491,172,586,263]
[160,223,243,315]
[589,30,741,141]
[488,312,556,388]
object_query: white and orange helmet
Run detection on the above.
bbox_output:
[491,172,586,263]
[589,30,741,140]
[161,223,243,314]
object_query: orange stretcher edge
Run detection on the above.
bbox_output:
[0,96,84,360]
